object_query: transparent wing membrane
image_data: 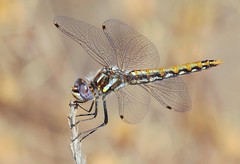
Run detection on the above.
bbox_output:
[102,19,161,122]
[116,85,150,124]
[54,16,117,66]
[54,17,159,70]
[102,19,160,70]
[141,77,192,112]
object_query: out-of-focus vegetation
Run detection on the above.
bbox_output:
[0,0,239,163]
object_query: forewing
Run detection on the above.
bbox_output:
[102,19,161,122]
[102,19,160,70]
[141,77,192,112]
[54,16,117,66]
[116,85,150,124]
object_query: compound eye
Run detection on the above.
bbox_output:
[79,84,88,93]
[84,85,88,92]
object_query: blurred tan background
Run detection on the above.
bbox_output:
[0,0,239,163]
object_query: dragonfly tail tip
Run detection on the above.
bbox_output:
[212,59,223,66]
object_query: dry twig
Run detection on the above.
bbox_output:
[69,101,86,164]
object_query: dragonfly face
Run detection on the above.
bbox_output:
[72,78,94,103]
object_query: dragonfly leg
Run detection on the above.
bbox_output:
[73,96,108,142]
[73,100,94,113]
[76,100,95,116]
[70,100,97,127]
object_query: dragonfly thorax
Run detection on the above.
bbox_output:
[92,66,127,95]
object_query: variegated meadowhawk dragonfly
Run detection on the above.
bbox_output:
[54,16,222,142]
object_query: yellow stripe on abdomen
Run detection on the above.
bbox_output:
[127,59,223,85]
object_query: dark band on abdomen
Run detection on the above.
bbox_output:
[127,60,223,85]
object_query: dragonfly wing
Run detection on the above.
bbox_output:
[102,19,161,122]
[54,16,117,66]
[116,85,150,124]
[102,19,160,70]
[141,77,192,112]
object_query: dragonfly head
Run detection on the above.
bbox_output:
[72,78,94,103]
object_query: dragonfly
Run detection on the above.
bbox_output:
[54,16,222,142]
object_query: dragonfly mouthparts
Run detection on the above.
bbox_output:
[71,86,77,91]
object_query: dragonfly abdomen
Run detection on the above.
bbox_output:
[127,60,222,85]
